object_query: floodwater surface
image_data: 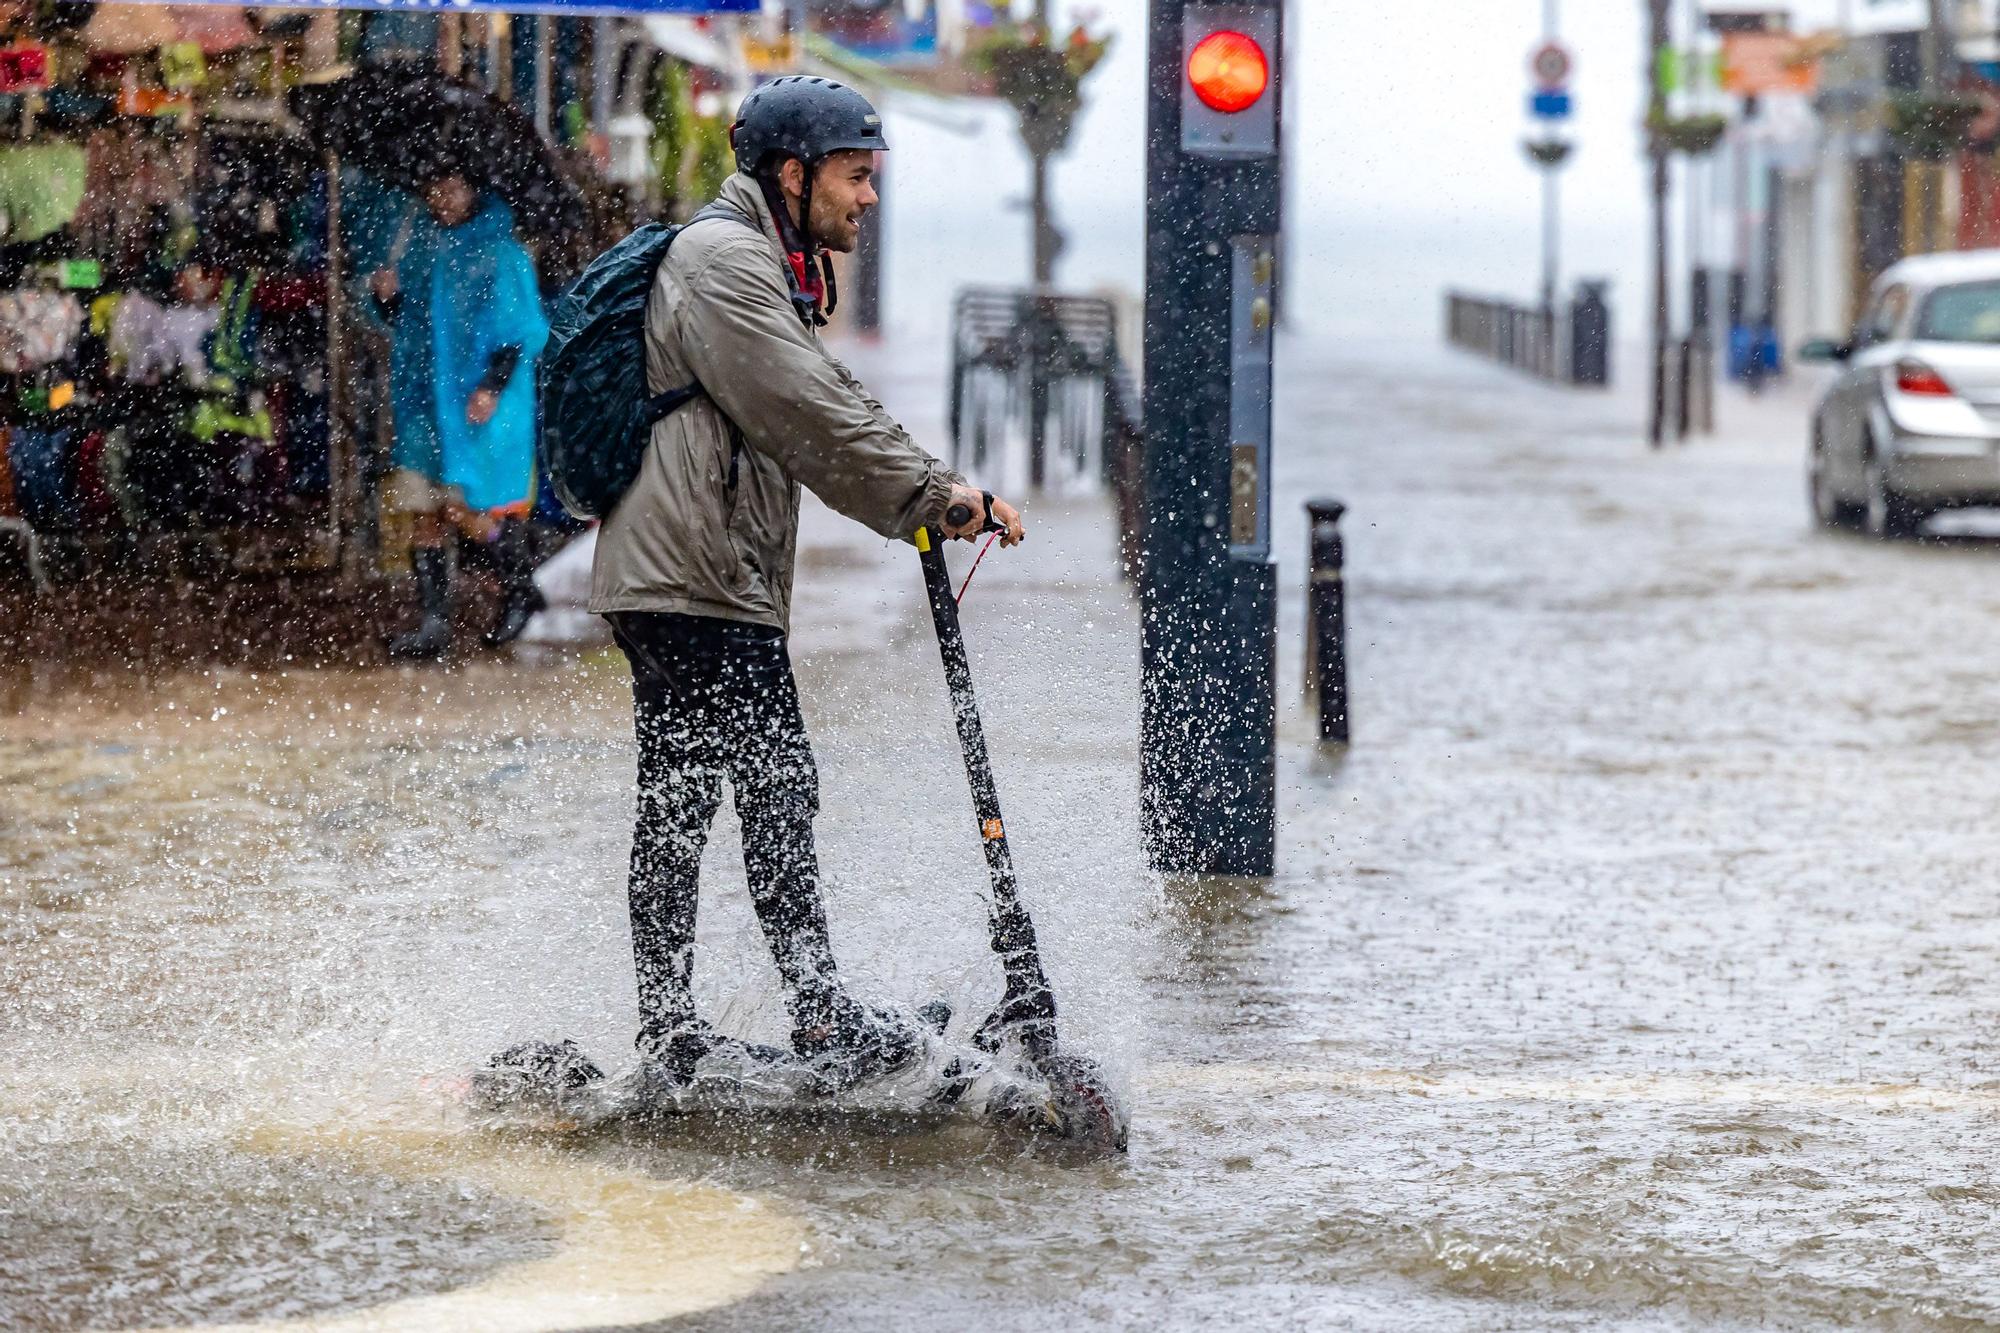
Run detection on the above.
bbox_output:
[8,339,2000,1330]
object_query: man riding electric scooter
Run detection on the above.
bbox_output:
[588,77,1025,1092]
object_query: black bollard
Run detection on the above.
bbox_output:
[1570,280,1611,386]
[1304,499,1349,744]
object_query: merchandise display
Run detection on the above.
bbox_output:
[0,3,350,577]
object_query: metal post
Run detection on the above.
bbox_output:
[1031,150,1060,287]
[1028,296,1050,489]
[325,153,354,584]
[1762,161,1783,375]
[1542,166,1560,315]
[533,16,553,137]
[1540,0,1561,313]
[1920,0,1952,251]
[1142,0,1283,877]
[1571,280,1611,385]
[1676,337,1693,438]
[855,157,884,335]
[1034,0,1054,286]
[438,12,462,78]
[592,15,616,143]
[1924,0,1951,97]
[1691,267,1714,431]
[494,13,513,100]
[1683,0,1708,429]
[1648,0,1671,448]
[1305,500,1348,744]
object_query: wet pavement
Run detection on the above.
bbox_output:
[8,335,2000,1330]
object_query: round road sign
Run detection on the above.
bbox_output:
[1531,41,1572,91]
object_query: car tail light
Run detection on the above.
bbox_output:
[1895,360,1955,396]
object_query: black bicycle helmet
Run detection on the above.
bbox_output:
[731,76,887,177]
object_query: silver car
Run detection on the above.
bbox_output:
[1802,250,2000,537]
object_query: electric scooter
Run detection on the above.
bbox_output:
[914,511,1128,1154]
[458,512,1130,1155]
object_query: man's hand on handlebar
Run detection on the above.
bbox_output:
[944,484,1026,548]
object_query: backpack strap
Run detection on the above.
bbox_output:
[648,201,760,426]
[652,200,762,489]
[645,382,704,423]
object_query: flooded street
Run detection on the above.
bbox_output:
[10,335,2000,1330]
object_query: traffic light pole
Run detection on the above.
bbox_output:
[1141,0,1283,877]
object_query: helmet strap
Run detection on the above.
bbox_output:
[756,166,829,329]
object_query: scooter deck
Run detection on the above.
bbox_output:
[463,1001,957,1129]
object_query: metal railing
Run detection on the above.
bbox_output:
[948,285,1146,578]
[949,288,1124,490]
[1445,282,1610,386]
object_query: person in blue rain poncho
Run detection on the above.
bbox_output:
[373,169,551,658]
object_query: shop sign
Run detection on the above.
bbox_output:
[1720,31,1823,96]
[742,31,799,73]
[809,0,939,68]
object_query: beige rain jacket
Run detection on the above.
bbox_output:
[588,173,956,632]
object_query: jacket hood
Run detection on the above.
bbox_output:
[718,174,788,266]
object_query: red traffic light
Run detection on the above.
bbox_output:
[1187,30,1270,114]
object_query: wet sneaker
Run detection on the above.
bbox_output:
[791,998,927,1089]
[634,1018,732,1083]
[633,1019,805,1090]
[468,1038,605,1112]
[610,1055,694,1118]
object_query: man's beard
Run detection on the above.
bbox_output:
[811,206,859,254]
[813,227,857,254]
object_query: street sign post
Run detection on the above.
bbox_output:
[1527,22,1573,312]
[1530,40,1572,89]
[1142,0,1284,877]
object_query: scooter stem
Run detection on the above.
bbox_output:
[915,526,1058,1061]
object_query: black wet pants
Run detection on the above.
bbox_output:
[609,611,842,1056]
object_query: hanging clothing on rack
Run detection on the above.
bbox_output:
[0,289,82,374]
[0,143,87,244]
[106,291,218,386]
[7,425,73,530]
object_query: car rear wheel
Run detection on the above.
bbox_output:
[1809,429,1861,530]
[1863,443,1926,539]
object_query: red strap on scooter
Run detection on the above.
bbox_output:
[955,531,999,605]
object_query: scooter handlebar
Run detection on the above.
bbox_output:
[946,491,1006,536]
